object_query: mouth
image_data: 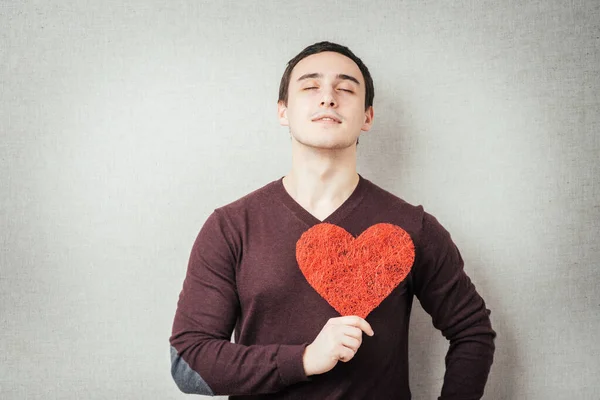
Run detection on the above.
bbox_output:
[312,117,342,124]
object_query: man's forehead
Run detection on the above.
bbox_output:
[295,72,361,86]
[291,52,363,84]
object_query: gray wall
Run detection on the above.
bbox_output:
[2,1,599,399]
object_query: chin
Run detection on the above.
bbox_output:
[295,136,357,150]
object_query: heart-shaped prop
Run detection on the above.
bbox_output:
[296,223,415,318]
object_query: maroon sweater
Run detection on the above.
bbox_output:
[170,175,496,399]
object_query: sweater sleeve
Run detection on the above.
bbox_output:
[412,212,496,400]
[169,209,309,396]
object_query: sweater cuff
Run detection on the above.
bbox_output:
[275,343,310,386]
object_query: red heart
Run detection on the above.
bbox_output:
[296,223,415,318]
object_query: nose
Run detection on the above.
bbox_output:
[320,89,337,108]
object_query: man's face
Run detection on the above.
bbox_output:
[278,51,374,150]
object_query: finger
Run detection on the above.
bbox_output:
[333,316,374,336]
[337,346,356,363]
[340,335,361,352]
[340,325,363,341]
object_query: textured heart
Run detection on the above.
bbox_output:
[296,223,415,318]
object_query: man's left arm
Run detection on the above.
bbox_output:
[412,211,497,400]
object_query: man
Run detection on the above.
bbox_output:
[170,41,496,399]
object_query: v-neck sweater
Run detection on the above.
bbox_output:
[170,175,496,399]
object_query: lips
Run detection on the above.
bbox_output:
[312,115,342,123]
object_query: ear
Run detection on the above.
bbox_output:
[278,101,289,126]
[361,106,374,132]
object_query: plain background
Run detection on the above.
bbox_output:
[2,1,599,399]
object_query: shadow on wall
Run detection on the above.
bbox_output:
[357,80,415,192]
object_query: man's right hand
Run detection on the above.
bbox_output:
[302,316,375,376]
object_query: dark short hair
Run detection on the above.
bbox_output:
[278,41,374,111]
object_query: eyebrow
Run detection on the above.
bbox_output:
[296,73,361,86]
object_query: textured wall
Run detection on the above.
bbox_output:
[1,1,599,399]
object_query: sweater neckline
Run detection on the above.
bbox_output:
[275,173,369,227]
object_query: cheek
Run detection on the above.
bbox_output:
[287,105,311,122]
[286,110,307,127]
[346,108,366,125]
[353,102,369,122]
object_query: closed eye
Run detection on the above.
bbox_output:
[303,87,353,93]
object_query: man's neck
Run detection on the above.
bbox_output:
[282,144,359,221]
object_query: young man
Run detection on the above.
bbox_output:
[170,41,496,399]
